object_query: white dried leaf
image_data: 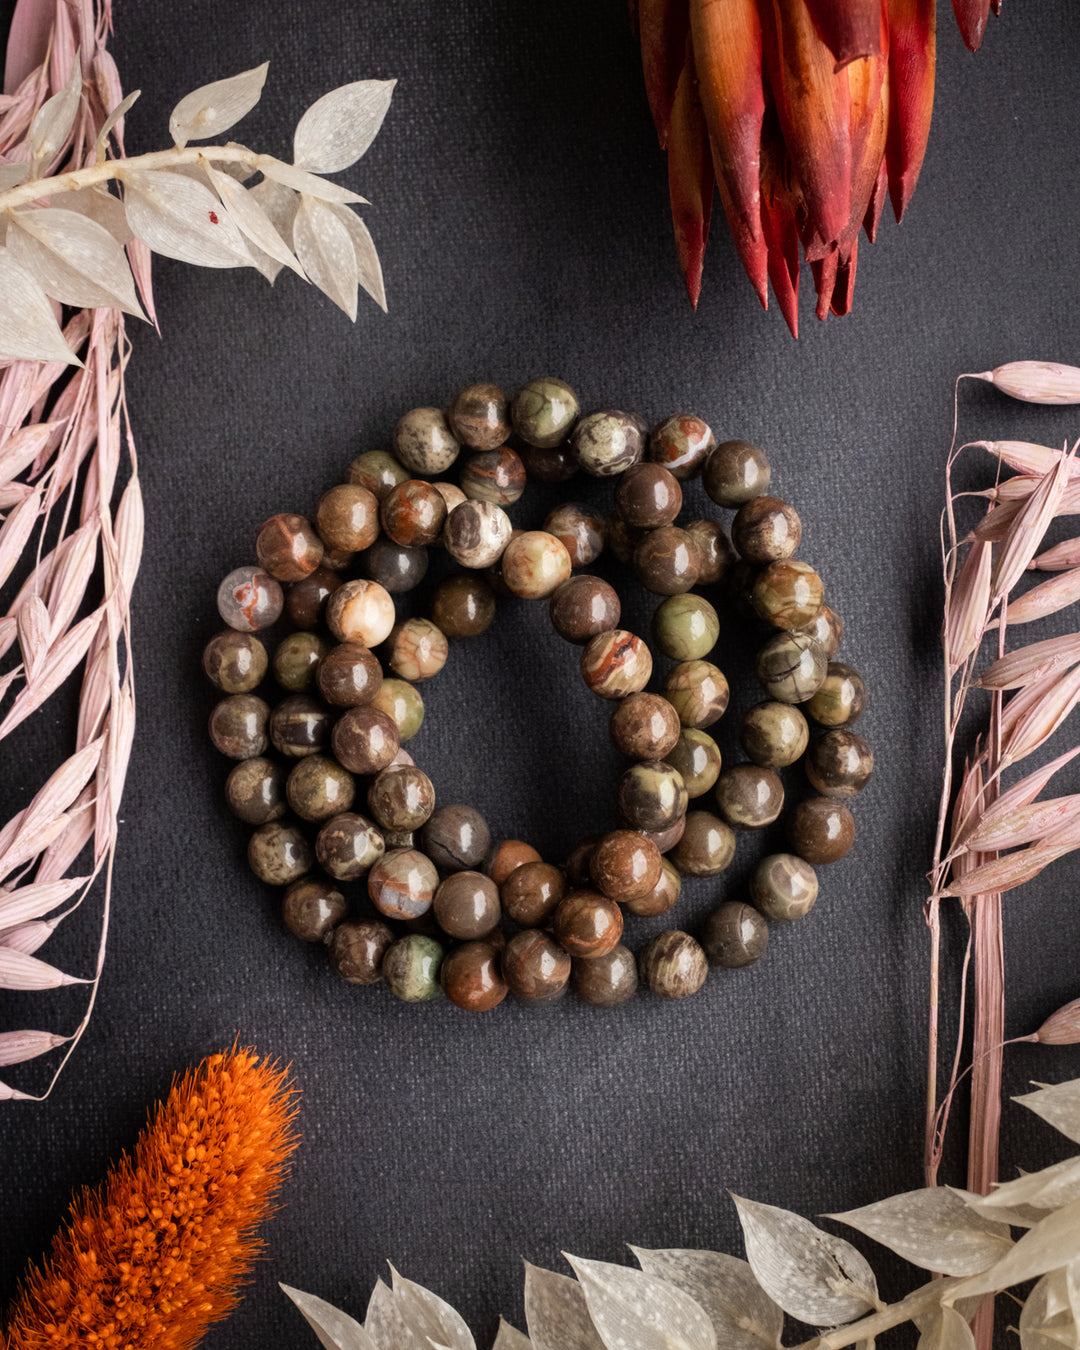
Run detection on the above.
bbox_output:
[0,1028,68,1066]
[280,1283,377,1350]
[246,178,300,281]
[1019,1270,1077,1350]
[293,78,396,172]
[733,1195,879,1327]
[365,1279,427,1350]
[951,1197,1080,1300]
[949,1188,1046,1230]
[95,89,140,161]
[826,1188,1012,1277]
[0,946,88,990]
[293,195,358,319]
[0,875,87,929]
[566,1254,716,1350]
[631,1248,782,1350]
[260,157,369,205]
[326,203,386,311]
[493,1320,532,1350]
[524,1264,606,1350]
[47,184,133,245]
[203,164,305,280]
[0,249,81,365]
[7,207,143,316]
[123,169,252,269]
[916,1308,976,1350]
[1016,1081,1080,1145]
[29,54,81,167]
[966,1158,1080,1213]
[390,1267,475,1350]
[169,63,268,147]
[0,163,29,190]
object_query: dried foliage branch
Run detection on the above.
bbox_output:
[0,0,394,1098]
[281,1075,1080,1350]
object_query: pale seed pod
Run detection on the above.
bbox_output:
[974,362,1080,405]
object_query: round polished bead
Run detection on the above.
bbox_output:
[757,631,828,704]
[653,593,719,661]
[589,829,662,900]
[460,447,526,505]
[217,565,283,632]
[331,705,400,775]
[283,876,348,943]
[501,531,572,599]
[501,930,571,1002]
[664,660,730,729]
[633,526,700,595]
[639,930,708,999]
[683,519,734,585]
[433,871,501,940]
[269,695,331,758]
[326,579,395,646]
[422,804,491,872]
[273,632,327,693]
[564,834,601,887]
[203,630,267,693]
[383,933,444,1001]
[348,449,409,500]
[499,860,566,927]
[571,943,638,1006]
[512,377,580,448]
[553,890,624,958]
[618,761,688,832]
[316,642,382,708]
[225,757,287,825]
[393,407,461,474]
[701,902,769,967]
[431,574,496,638]
[248,820,312,886]
[209,694,269,759]
[368,847,439,918]
[369,678,425,741]
[328,917,393,982]
[806,662,868,727]
[443,499,513,569]
[640,815,686,855]
[581,630,652,698]
[665,728,721,797]
[317,487,378,556]
[286,566,342,629]
[550,575,621,645]
[624,856,681,917]
[368,764,435,832]
[518,442,578,482]
[363,537,429,593]
[616,463,683,528]
[733,496,802,563]
[740,701,810,767]
[571,410,645,477]
[441,941,508,1011]
[788,797,855,864]
[543,502,605,568]
[316,812,385,880]
[286,754,356,822]
[609,692,681,760]
[432,481,467,535]
[668,810,736,877]
[380,479,447,548]
[448,381,510,450]
[715,764,784,830]
[605,514,648,565]
[753,560,825,630]
[703,439,772,507]
[486,839,543,886]
[647,413,715,480]
[751,852,819,920]
[386,618,448,682]
[255,513,324,582]
[806,729,874,797]
[797,604,844,659]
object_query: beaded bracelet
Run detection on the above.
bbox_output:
[202,378,872,1011]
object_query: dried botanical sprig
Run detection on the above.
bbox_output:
[282,1076,1080,1350]
[3,1047,298,1350]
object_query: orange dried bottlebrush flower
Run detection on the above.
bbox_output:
[3,1049,299,1350]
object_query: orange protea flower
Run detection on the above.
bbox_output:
[3,1049,299,1350]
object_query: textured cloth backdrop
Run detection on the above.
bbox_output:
[2,2,1080,1346]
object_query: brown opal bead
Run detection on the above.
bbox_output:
[564,834,601,887]
[226,757,287,825]
[217,565,283,632]
[316,812,385,880]
[664,660,730,729]
[380,479,448,548]
[512,377,580,448]
[788,797,855,864]
[571,410,645,476]
[733,496,802,563]
[543,502,605,568]
[273,632,328,693]
[248,820,313,886]
[633,526,700,595]
[369,679,424,741]
[286,566,342,629]
[501,930,571,1002]
[460,447,527,505]
[797,604,844,658]
[256,512,324,582]
[756,631,828,704]
[203,630,267,693]
[484,838,543,885]
[553,889,624,958]
[326,578,396,647]
[550,575,622,645]
[703,439,772,507]
[684,518,734,585]
[283,876,348,942]
[605,514,648,565]
[501,530,572,599]
[362,538,429,593]
[665,729,721,797]
[609,692,681,760]
[431,574,496,638]
[317,642,382,708]
[589,829,662,900]
[286,754,357,822]
[805,729,874,798]
[443,499,513,568]
[668,810,736,877]
[518,442,578,482]
[386,618,449,682]
[751,852,819,920]
[367,764,435,832]
[270,695,332,758]
[639,815,686,855]
[618,761,688,832]
[638,930,708,999]
[393,407,461,475]
[316,484,380,553]
[347,450,409,499]
[331,705,400,775]
[209,694,270,760]
[432,481,467,533]
[422,804,491,872]
[714,764,784,830]
[701,902,769,968]
[571,943,638,1006]
[500,860,566,927]
[433,870,501,939]
[448,381,510,450]
[615,463,683,528]
[368,847,439,918]
[806,662,868,727]
[581,630,652,698]
[647,414,715,480]
[740,701,810,768]
[441,941,508,1011]
[328,917,393,983]
[624,856,681,917]
[752,560,825,629]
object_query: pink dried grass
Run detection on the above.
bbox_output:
[0,0,148,1099]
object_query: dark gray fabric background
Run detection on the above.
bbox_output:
[3,2,1080,1345]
